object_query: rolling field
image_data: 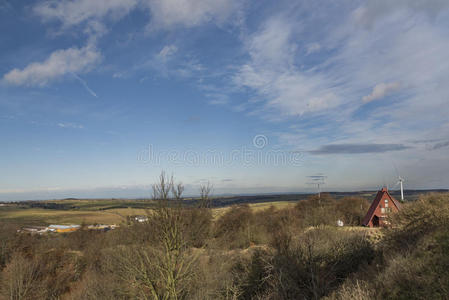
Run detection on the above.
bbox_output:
[0,206,128,226]
[0,189,441,227]
[0,200,296,226]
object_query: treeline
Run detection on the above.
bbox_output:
[0,174,448,299]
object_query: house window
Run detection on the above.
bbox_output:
[381,207,385,214]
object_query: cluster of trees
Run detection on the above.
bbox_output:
[0,173,448,299]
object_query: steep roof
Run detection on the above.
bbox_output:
[362,188,402,226]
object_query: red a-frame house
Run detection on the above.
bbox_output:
[362,188,401,227]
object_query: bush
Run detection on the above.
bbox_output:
[214,205,254,249]
[335,197,370,226]
[330,193,449,299]
[372,193,449,299]
[234,228,375,299]
[180,208,212,248]
[295,194,337,227]
[384,192,449,251]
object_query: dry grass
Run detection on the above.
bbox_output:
[212,201,295,219]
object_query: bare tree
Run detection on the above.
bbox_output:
[172,182,185,202]
[114,171,196,299]
[152,171,174,202]
[0,254,40,300]
[199,181,213,208]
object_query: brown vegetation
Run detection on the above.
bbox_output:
[0,179,448,299]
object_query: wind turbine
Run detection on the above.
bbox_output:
[396,176,404,202]
[393,163,405,202]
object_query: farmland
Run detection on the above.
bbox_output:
[0,189,441,227]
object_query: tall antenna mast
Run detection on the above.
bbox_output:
[307,174,327,199]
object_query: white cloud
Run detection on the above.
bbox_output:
[34,0,240,32]
[142,45,204,79]
[157,45,178,61]
[207,93,229,105]
[144,0,239,30]
[2,45,101,86]
[58,122,84,129]
[362,82,401,103]
[305,43,321,55]
[233,16,341,117]
[227,2,449,190]
[353,0,449,28]
[34,0,139,27]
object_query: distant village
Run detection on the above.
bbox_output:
[18,223,118,234]
[17,215,151,234]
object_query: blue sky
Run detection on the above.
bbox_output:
[1,0,449,200]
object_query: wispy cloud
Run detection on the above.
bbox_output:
[309,143,411,155]
[305,42,321,55]
[431,140,449,150]
[362,82,401,103]
[233,16,341,117]
[34,0,139,28]
[72,73,98,98]
[207,93,229,105]
[2,45,101,86]
[58,122,84,129]
[34,0,241,32]
[142,45,205,79]
[157,45,178,61]
[144,0,241,30]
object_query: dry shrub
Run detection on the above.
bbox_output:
[327,193,449,300]
[295,194,337,227]
[0,254,40,300]
[237,228,375,300]
[0,224,20,270]
[104,244,197,299]
[369,193,449,299]
[384,192,449,251]
[335,197,370,226]
[324,280,374,300]
[0,247,82,300]
[180,208,212,248]
[254,206,301,251]
[191,250,249,300]
[68,269,123,300]
[214,205,254,249]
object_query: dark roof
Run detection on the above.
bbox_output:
[362,188,401,226]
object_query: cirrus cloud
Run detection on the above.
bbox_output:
[144,0,241,30]
[34,0,139,27]
[362,82,401,103]
[309,143,411,155]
